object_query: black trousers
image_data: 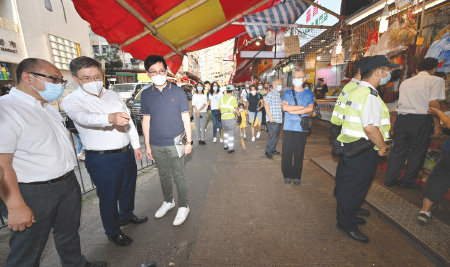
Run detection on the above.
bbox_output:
[336,148,378,231]
[385,114,433,185]
[265,122,281,155]
[423,150,450,203]
[7,172,85,267]
[282,130,307,180]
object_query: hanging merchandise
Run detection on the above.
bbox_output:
[366,29,379,53]
[379,2,390,33]
[265,27,275,46]
[426,33,450,73]
[275,29,285,46]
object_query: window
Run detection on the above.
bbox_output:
[102,45,109,54]
[93,45,99,54]
[48,34,78,70]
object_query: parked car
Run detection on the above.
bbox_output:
[126,83,193,132]
[110,82,150,102]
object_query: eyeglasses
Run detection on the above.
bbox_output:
[148,69,167,76]
[29,72,67,86]
[76,75,103,83]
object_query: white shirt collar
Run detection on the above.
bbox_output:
[417,71,430,76]
[9,87,43,107]
[351,78,360,83]
[359,81,377,90]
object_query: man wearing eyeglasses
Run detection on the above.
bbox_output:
[62,56,147,247]
[141,55,192,226]
[0,58,105,266]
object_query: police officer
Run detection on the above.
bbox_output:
[331,57,372,218]
[219,85,239,153]
[335,55,399,243]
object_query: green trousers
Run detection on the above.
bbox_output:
[151,145,188,207]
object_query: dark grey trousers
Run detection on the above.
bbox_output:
[265,122,282,155]
[423,150,450,204]
[7,172,85,267]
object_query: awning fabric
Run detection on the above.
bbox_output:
[244,0,310,38]
[72,0,278,74]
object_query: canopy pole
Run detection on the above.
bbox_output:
[123,0,209,47]
[164,0,272,59]
[232,21,334,29]
[115,0,183,56]
[301,0,343,20]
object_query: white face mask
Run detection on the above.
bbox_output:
[251,90,257,95]
[293,78,303,87]
[276,85,282,91]
[82,81,103,96]
[239,108,243,112]
[152,74,167,86]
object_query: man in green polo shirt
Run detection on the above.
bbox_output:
[219,85,239,153]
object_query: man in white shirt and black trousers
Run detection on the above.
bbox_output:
[62,56,148,247]
[385,57,446,188]
[0,58,105,266]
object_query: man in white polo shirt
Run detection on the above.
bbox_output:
[385,57,446,188]
[0,58,105,266]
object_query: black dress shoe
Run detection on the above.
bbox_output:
[120,215,149,226]
[224,146,228,150]
[399,182,421,189]
[384,179,399,187]
[139,262,157,267]
[85,261,107,267]
[357,208,371,217]
[284,178,291,184]
[202,140,206,145]
[108,232,133,246]
[272,151,281,156]
[336,225,369,243]
[265,153,274,160]
[356,217,366,226]
[228,149,235,153]
[293,179,301,186]
[198,140,202,145]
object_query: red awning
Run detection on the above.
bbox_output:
[72,0,278,74]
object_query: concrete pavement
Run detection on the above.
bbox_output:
[0,121,444,266]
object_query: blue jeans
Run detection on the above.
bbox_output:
[74,133,84,154]
[211,109,222,138]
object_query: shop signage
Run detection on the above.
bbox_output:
[294,0,342,48]
[284,36,301,57]
[0,39,18,53]
[395,0,413,10]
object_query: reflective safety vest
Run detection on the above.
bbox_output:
[330,81,359,126]
[219,95,236,120]
[337,86,391,150]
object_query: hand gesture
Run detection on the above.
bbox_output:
[109,112,130,126]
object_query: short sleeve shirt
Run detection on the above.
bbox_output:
[397,71,446,115]
[247,93,262,112]
[140,83,189,146]
[192,94,208,113]
[359,81,383,128]
[265,90,283,123]
[282,89,314,132]
[208,92,223,110]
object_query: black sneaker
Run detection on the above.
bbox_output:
[224,146,228,150]
[265,153,274,160]
[284,178,291,184]
[272,151,281,156]
[293,179,301,186]
[228,149,235,153]
[417,213,432,225]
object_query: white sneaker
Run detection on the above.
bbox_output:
[213,137,217,143]
[251,137,255,142]
[173,206,190,226]
[243,133,246,139]
[256,131,261,138]
[77,153,85,161]
[220,138,224,143]
[155,199,175,218]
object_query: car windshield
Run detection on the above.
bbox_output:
[134,86,148,101]
[111,84,135,92]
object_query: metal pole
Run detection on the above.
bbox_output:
[232,22,334,29]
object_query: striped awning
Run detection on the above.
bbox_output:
[244,0,310,38]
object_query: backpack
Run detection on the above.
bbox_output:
[247,93,261,100]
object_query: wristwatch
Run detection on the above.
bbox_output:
[187,140,193,145]
[382,145,390,153]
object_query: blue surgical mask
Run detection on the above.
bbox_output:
[258,85,263,89]
[31,78,64,101]
[245,84,249,88]
[293,78,303,87]
[305,87,310,90]
[380,70,391,86]
[276,85,282,92]
[197,86,203,92]
[213,86,218,91]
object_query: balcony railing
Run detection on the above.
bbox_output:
[0,17,18,32]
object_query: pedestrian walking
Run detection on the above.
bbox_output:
[238,103,248,138]
[141,55,193,226]
[192,82,208,145]
[385,57,445,188]
[204,81,213,128]
[247,84,264,141]
[62,56,147,247]
[241,81,250,104]
[335,55,398,243]
[208,81,223,143]
[0,58,105,266]
[264,78,283,160]
[281,68,314,185]
[219,85,239,153]
[417,107,450,225]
